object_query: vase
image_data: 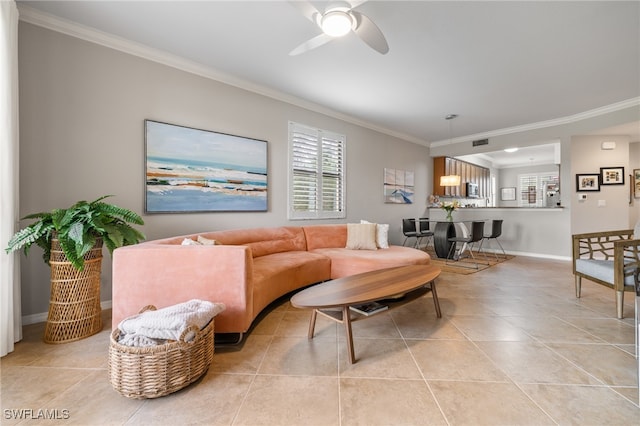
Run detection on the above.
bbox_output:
[445,211,453,222]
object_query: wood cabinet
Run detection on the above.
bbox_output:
[432,156,490,198]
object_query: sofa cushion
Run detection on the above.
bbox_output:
[310,246,430,279]
[252,251,331,314]
[200,227,307,258]
[303,225,348,251]
[346,223,378,250]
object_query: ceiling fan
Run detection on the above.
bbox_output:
[288,0,389,56]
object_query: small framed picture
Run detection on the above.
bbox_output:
[600,167,625,185]
[576,174,600,192]
[500,187,516,201]
[634,169,640,198]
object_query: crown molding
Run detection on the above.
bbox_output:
[17,4,427,146]
[429,97,640,148]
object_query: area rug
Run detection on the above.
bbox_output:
[424,248,514,275]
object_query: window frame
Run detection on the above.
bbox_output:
[288,121,346,220]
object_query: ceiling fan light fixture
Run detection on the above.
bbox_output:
[320,11,353,37]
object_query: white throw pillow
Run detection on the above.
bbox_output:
[346,223,378,250]
[376,223,390,249]
[197,235,218,245]
[181,238,200,246]
[634,221,640,239]
[360,220,390,249]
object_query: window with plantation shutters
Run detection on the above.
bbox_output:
[518,172,559,207]
[288,122,345,219]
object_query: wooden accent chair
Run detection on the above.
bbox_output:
[572,227,640,319]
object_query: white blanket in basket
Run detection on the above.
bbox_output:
[117,299,225,347]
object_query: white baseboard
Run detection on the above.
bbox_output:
[505,250,571,261]
[22,300,112,326]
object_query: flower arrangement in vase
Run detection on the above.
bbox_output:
[439,200,460,222]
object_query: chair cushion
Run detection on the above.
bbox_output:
[575,259,635,287]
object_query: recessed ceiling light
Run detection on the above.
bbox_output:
[601,141,616,150]
[504,148,518,153]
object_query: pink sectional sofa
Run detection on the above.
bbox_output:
[112,224,430,336]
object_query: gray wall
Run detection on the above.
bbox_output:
[570,135,633,234]
[18,23,430,318]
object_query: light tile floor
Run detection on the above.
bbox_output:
[2,256,639,425]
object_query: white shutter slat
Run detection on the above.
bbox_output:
[289,122,345,219]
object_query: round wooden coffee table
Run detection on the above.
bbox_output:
[290,265,441,363]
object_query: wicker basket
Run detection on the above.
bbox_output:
[44,237,103,344]
[108,305,215,399]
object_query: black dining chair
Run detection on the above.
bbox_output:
[479,219,506,260]
[415,217,434,250]
[446,221,486,269]
[402,218,419,248]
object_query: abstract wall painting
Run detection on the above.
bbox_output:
[383,168,414,204]
[145,120,267,213]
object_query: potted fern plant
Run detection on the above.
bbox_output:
[5,195,145,343]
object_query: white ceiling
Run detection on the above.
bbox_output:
[456,142,559,169]
[17,1,640,145]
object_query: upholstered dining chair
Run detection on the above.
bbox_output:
[402,218,419,248]
[415,217,434,250]
[479,219,506,260]
[447,221,486,269]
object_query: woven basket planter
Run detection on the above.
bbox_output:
[108,305,215,399]
[44,237,103,344]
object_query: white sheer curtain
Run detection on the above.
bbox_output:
[1,0,22,357]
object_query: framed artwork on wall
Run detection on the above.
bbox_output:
[600,166,625,185]
[145,120,268,213]
[500,187,516,201]
[383,168,414,204]
[576,174,600,192]
[634,169,640,198]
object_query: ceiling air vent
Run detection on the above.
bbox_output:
[472,139,489,147]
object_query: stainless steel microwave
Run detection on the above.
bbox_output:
[466,182,479,198]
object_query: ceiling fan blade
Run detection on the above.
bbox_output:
[289,33,334,56]
[348,0,369,10]
[352,11,389,54]
[288,0,320,24]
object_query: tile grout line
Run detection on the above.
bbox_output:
[448,314,561,425]
[391,308,452,426]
